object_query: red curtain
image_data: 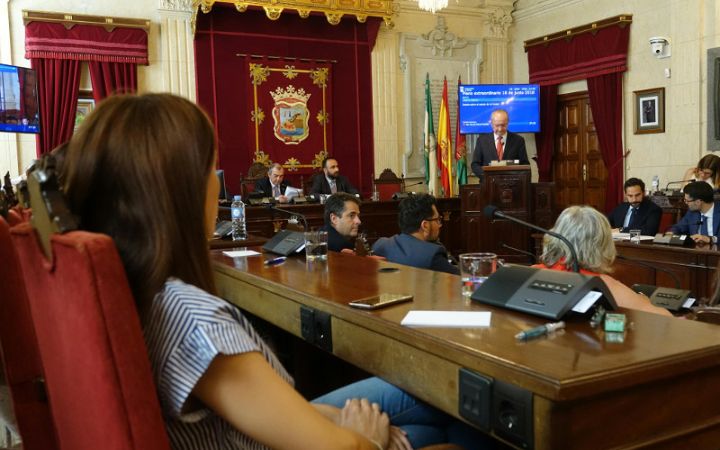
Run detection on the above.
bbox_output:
[195,6,380,197]
[32,59,81,155]
[587,73,624,212]
[535,85,558,182]
[25,21,147,155]
[526,23,630,207]
[88,61,138,102]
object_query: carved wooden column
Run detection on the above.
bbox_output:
[158,0,196,100]
[372,29,401,178]
[482,8,512,83]
[400,16,483,181]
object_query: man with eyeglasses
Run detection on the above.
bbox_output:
[372,193,459,274]
[607,177,662,235]
[670,181,720,244]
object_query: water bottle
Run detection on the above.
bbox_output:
[231,195,247,241]
[651,175,659,193]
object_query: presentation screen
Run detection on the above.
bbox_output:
[458,84,540,134]
[0,63,41,134]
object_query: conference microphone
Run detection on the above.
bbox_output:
[664,179,691,190]
[484,204,580,272]
[266,204,309,231]
[403,181,424,190]
[500,243,538,263]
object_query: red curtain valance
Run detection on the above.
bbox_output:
[527,24,630,86]
[25,22,148,65]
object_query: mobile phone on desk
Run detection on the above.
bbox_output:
[348,293,413,310]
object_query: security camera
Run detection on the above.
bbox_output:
[649,37,670,58]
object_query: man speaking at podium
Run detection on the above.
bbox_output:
[470,109,529,181]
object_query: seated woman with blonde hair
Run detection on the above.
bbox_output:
[534,205,672,317]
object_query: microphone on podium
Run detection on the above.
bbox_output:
[403,181,424,190]
[483,205,580,273]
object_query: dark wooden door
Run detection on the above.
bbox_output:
[554,92,607,211]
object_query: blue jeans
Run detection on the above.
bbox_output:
[312,377,495,449]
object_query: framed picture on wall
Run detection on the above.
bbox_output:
[633,87,665,134]
[75,91,95,132]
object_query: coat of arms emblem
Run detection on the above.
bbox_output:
[271,85,311,144]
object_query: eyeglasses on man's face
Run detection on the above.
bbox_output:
[424,216,442,223]
[683,197,698,204]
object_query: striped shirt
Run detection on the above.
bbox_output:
[143,278,292,449]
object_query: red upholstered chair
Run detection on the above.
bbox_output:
[373,169,405,201]
[5,220,171,449]
[0,217,58,450]
[6,209,23,225]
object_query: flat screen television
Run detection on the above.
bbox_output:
[0,63,41,134]
[216,169,228,201]
[458,84,540,134]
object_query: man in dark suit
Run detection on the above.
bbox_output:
[470,109,529,180]
[372,194,458,275]
[309,157,359,196]
[321,192,361,253]
[671,181,720,244]
[254,163,290,203]
[607,177,662,236]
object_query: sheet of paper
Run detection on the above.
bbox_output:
[223,250,261,258]
[683,297,696,308]
[572,290,603,313]
[401,311,491,328]
[285,186,302,198]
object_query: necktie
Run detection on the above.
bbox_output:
[701,216,708,235]
[272,184,280,197]
[627,207,637,229]
[496,136,504,160]
[330,179,337,194]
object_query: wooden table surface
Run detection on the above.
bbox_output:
[212,249,720,449]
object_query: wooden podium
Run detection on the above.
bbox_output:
[461,165,532,263]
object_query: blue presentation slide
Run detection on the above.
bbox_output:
[459,84,540,134]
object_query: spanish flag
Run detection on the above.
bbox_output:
[437,77,453,197]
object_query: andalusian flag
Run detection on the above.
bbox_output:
[437,77,453,197]
[455,76,468,188]
[423,74,437,195]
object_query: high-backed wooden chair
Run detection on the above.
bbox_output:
[373,168,405,201]
[0,164,171,450]
[240,161,268,198]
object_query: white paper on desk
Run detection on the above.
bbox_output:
[222,250,261,258]
[571,290,603,313]
[285,186,302,199]
[684,297,696,308]
[401,311,491,328]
